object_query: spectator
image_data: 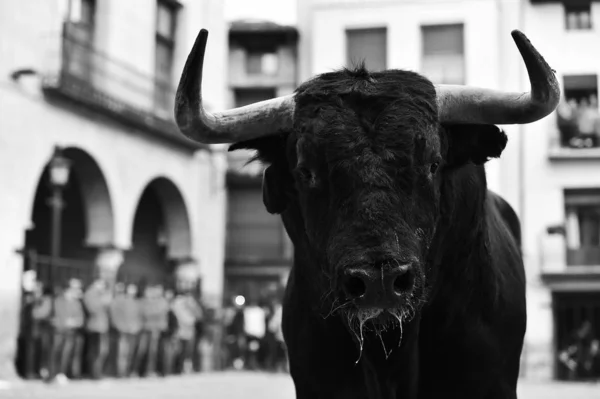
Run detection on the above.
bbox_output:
[266,300,286,372]
[132,284,170,377]
[159,288,176,376]
[242,299,266,371]
[170,291,202,374]
[223,297,245,370]
[82,278,112,379]
[109,283,142,378]
[49,279,85,384]
[559,320,600,381]
[69,281,85,380]
[21,280,52,379]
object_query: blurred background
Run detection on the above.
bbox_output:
[0,0,599,398]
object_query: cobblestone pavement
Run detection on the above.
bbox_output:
[1,372,599,399]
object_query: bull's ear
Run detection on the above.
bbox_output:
[444,124,508,166]
[262,165,289,214]
[228,134,287,165]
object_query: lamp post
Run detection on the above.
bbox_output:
[46,146,72,298]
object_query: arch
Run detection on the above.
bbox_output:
[121,176,193,285]
[63,147,115,246]
[135,177,193,259]
[27,146,115,250]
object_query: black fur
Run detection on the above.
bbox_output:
[229,66,526,399]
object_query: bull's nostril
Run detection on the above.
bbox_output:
[393,271,414,294]
[344,276,367,299]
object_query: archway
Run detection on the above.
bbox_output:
[17,147,114,377]
[121,177,192,285]
[24,147,115,280]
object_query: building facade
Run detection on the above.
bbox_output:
[297,0,600,381]
[0,0,228,379]
[224,20,299,305]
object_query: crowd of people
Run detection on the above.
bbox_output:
[556,94,600,148]
[221,295,287,373]
[16,277,205,384]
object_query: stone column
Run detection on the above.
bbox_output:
[95,246,124,285]
[0,250,24,385]
[173,257,200,293]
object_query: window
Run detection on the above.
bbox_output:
[565,189,600,266]
[421,24,465,85]
[346,27,387,72]
[64,0,96,81]
[246,52,279,75]
[154,0,178,111]
[226,187,286,261]
[565,1,592,30]
[234,88,277,108]
[69,0,95,26]
[556,74,599,148]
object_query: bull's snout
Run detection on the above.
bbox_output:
[341,263,414,308]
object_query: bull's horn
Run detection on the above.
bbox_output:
[174,29,295,144]
[436,30,560,125]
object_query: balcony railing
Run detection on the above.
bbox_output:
[41,22,205,151]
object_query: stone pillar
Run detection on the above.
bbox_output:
[95,246,124,285]
[173,257,200,293]
[0,251,24,385]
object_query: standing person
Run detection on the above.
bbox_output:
[267,300,286,372]
[159,288,176,376]
[133,284,170,377]
[48,279,85,384]
[82,279,111,379]
[109,283,142,378]
[170,291,201,374]
[192,298,205,373]
[69,280,85,380]
[559,321,600,381]
[21,280,52,379]
[242,299,266,371]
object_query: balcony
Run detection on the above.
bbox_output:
[549,99,600,161]
[41,22,205,151]
[539,227,600,291]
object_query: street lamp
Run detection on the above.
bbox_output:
[46,146,71,296]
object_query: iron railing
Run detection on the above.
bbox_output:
[23,249,202,299]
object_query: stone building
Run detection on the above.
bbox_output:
[224,20,299,305]
[0,0,227,379]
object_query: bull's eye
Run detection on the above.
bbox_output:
[430,162,440,175]
[294,166,316,186]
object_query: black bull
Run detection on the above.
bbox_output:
[174,29,561,399]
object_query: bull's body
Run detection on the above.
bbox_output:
[282,168,526,399]
[174,28,558,399]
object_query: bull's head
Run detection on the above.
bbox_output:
[175,29,559,347]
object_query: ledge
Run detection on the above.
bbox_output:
[548,146,600,161]
[41,74,208,153]
[541,266,600,291]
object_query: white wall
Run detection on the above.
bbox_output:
[297,0,600,381]
[0,0,228,379]
[517,0,600,380]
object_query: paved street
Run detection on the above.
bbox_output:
[1,372,599,399]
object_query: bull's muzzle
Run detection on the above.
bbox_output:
[341,263,414,308]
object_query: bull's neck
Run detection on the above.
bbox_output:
[426,164,495,307]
